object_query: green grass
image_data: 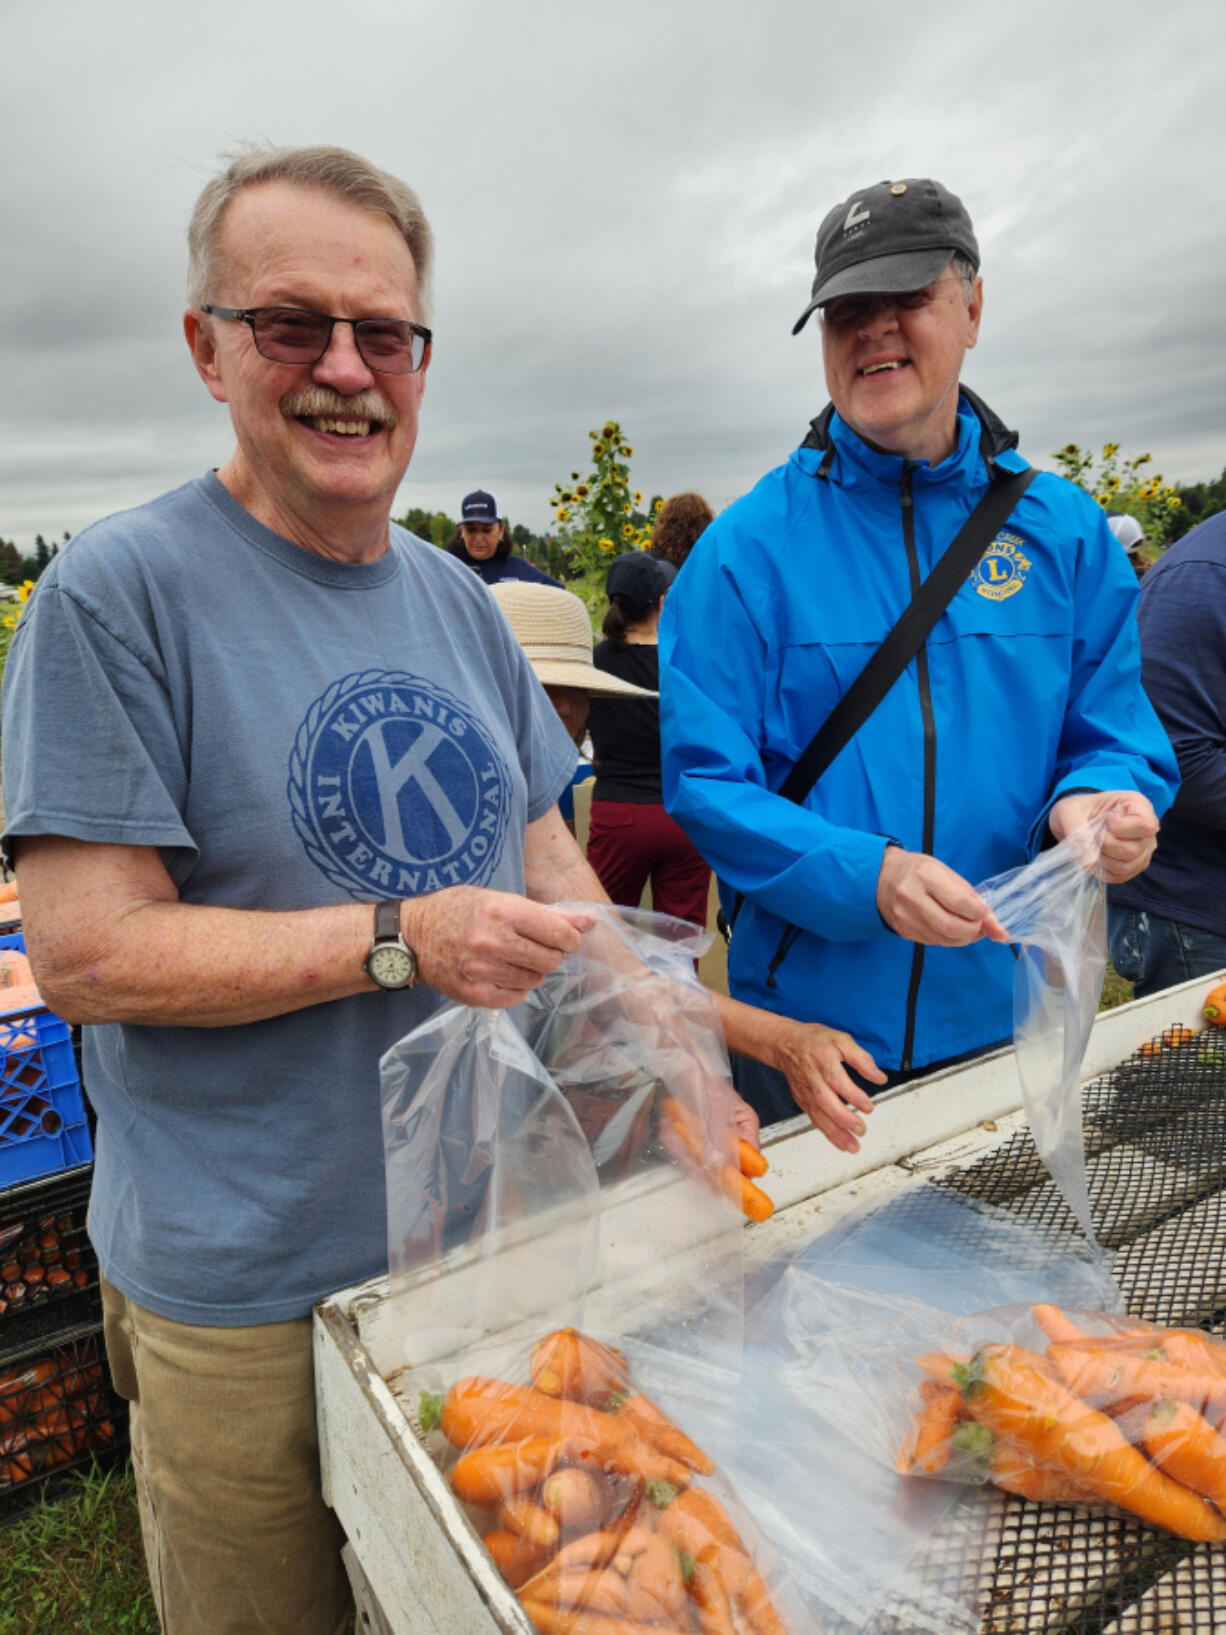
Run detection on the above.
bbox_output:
[1099,960,1135,1012]
[0,1463,156,1634]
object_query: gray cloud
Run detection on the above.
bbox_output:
[4,0,1224,548]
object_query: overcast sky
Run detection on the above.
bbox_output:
[3,0,1224,547]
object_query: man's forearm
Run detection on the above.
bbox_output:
[27,895,375,1028]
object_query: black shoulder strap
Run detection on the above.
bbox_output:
[725,463,1037,936]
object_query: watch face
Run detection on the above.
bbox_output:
[368,943,416,989]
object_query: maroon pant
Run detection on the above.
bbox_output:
[587,800,711,927]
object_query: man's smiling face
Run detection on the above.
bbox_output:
[820,264,983,466]
[185,179,428,552]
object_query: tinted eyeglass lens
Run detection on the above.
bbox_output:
[252,309,333,361]
[249,310,425,373]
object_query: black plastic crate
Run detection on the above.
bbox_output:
[0,1312,128,1525]
[0,1163,98,1351]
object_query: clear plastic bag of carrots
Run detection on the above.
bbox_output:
[377,904,802,1633]
[779,1274,1226,1545]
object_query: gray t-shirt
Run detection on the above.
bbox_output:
[1,473,576,1324]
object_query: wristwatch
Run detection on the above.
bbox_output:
[363,901,417,991]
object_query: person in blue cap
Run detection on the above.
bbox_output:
[448,488,562,586]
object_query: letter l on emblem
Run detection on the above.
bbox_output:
[844,200,870,230]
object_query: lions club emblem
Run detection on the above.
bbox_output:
[289,670,513,899]
[973,530,1032,602]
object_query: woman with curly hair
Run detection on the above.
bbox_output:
[647,491,715,570]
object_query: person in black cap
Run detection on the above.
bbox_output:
[448,487,562,587]
[585,551,712,928]
[658,176,1178,1134]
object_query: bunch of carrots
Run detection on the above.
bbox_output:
[660,1098,774,1225]
[421,1327,790,1634]
[898,1301,1226,1542]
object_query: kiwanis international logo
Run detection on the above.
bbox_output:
[973,530,1032,602]
[288,670,512,899]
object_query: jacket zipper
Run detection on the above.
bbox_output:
[900,462,937,1072]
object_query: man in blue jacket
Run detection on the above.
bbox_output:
[659,177,1178,1131]
[1108,508,1226,995]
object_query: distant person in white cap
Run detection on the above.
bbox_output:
[449,487,562,587]
[1107,512,1149,581]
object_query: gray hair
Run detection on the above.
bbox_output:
[186,143,434,323]
[949,252,978,301]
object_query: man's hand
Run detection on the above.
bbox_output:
[1048,791,1160,883]
[769,1017,886,1154]
[402,887,594,1009]
[876,848,1010,947]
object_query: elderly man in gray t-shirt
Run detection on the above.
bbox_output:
[1,145,881,1635]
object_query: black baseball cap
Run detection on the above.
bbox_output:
[606,551,673,604]
[461,489,499,523]
[792,178,979,335]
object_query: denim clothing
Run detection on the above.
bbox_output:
[1107,904,1226,1001]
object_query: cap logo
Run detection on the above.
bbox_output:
[843,199,871,232]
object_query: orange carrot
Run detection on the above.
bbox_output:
[620,1531,687,1625]
[519,1603,693,1635]
[915,1351,970,1386]
[440,1378,689,1486]
[897,1382,962,1475]
[961,1343,1226,1542]
[689,1544,738,1635]
[499,1494,562,1551]
[532,1330,630,1403]
[608,1392,715,1477]
[546,1568,629,1615]
[727,1167,774,1223]
[483,1528,553,1589]
[737,1139,768,1179]
[541,1467,609,1537]
[451,1435,567,1507]
[1047,1342,1226,1414]
[0,880,18,905]
[1032,1303,1096,1346]
[988,1443,1100,1506]
[1142,1398,1226,1511]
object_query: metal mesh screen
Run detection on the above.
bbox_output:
[892,1027,1226,1633]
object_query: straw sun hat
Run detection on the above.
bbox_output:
[489,582,656,699]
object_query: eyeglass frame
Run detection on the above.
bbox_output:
[199,304,433,375]
[819,274,972,332]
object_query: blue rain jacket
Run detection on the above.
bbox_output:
[659,392,1178,1073]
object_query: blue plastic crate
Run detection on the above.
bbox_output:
[0,935,91,1188]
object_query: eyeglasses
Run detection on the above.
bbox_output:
[200,305,432,374]
[820,276,966,332]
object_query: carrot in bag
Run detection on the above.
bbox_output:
[1046,1341,1226,1415]
[540,1467,610,1537]
[519,1604,692,1635]
[437,1378,690,1487]
[532,1330,630,1404]
[450,1436,567,1507]
[483,1528,554,1590]
[897,1381,963,1475]
[689,1544,739,1635]
[1142,1398,1226,1512]
[499,1494,562,1551]
[956,1344,1226,1542]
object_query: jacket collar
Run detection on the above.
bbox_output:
[799,385,1021,486]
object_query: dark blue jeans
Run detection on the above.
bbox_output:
[1107,905,1226,1000]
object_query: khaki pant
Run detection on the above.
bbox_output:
[101,1277,352,1635]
